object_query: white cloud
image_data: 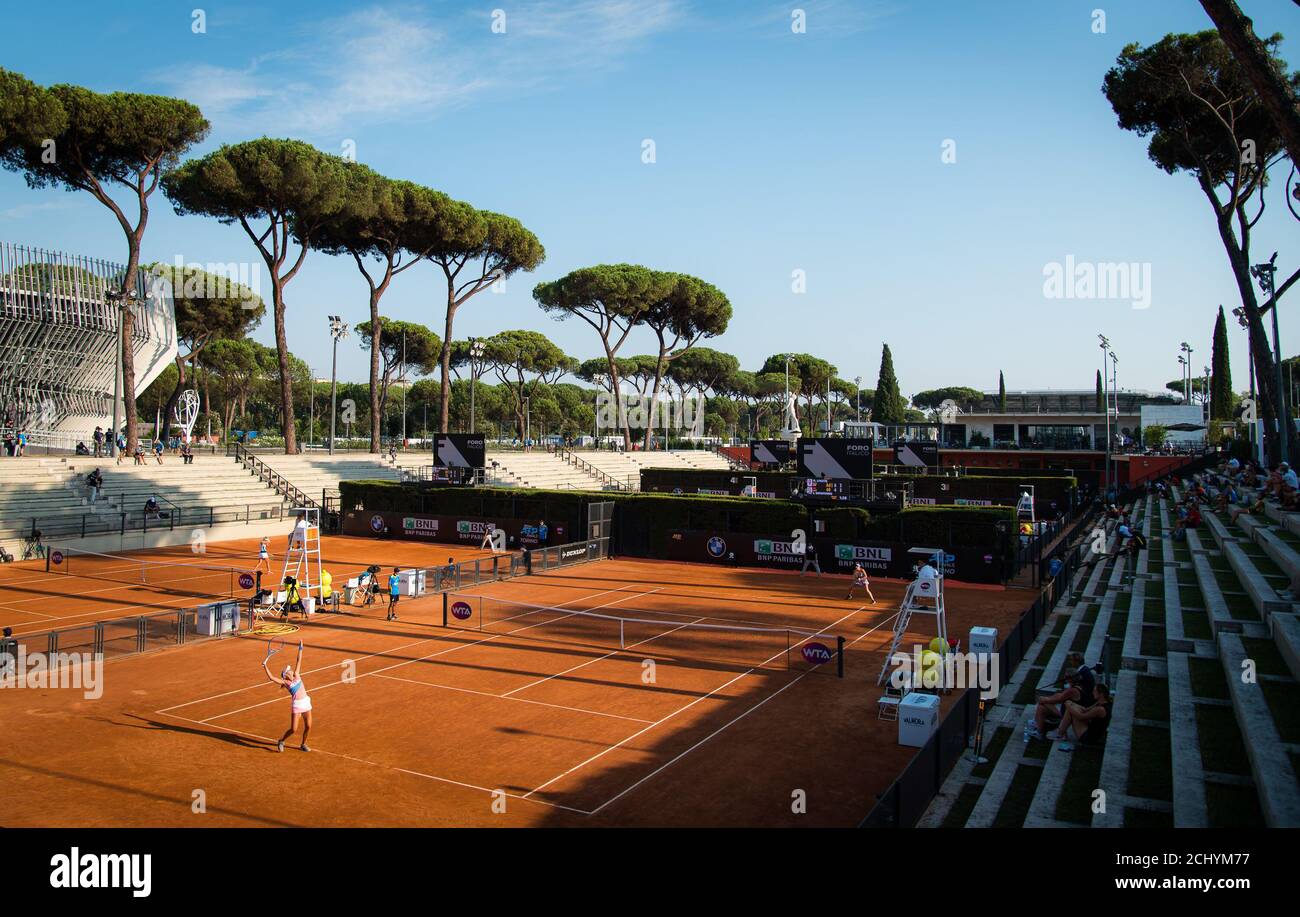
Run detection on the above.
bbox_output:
[0,200,75,221]
[153,1,684,137]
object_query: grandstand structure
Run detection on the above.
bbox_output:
[916,482,1300,828]
[0,242,177,451]
[472,448,734,491]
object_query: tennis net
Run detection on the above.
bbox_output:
[45,546,255,598]
[442,592,844,677]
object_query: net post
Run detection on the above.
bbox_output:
[442,592,448,627]
[837,635,845,678]
[45,551,50,573]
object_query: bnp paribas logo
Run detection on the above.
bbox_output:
[457,521,471,533]
[836,544,855,561]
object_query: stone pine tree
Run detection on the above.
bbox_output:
[164,139,350,454]
[0,72,209,453]
[998,371,1007,412]
[1095,370,1104,413]
[871,344,906,426]
[1104,31,1300,464]
[1211,305,1234,419]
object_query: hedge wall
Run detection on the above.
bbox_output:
[338,480,1017,565]
[338,480,810,558]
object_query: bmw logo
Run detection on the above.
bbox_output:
[369,514,386,533]
[707,536,726,558]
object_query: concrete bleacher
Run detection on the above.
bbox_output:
[577,449,733,489]
[0,453,294,557]
[249,452,407,501]
[921,474,1300,828]
[476,448,734,491]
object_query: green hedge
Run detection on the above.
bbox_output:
[338,480,810,557]
[338,480,1016,562]
[814,506,872,539]
[883,473,1077,509]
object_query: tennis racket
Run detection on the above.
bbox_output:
[265,636,285,660]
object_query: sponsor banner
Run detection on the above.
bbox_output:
[344,511,565,548]
[750,439,793,466]
[434,433,486,469]
[664,531,1001,584]
[796,437,874,480]
[894,441,939,469]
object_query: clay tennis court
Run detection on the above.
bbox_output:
[0,535,496,638]
[0,539,1033,827]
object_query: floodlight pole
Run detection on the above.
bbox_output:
[854,375,862,422]
[1099,335,1110,491]
[328,316,349,456]
[1253,254,1286,464]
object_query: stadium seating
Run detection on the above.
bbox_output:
[919,483,1300,828]
[247,452,407,502]
[481,448,734,491]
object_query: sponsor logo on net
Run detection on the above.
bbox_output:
[1,648,103,699]
[888,646,1000,693]
[596,393,704,435]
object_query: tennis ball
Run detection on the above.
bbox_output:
[928,637,948,655]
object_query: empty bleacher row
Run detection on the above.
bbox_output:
[920,474,1300,828]
[479,448,733,491]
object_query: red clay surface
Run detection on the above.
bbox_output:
[0,537,1035,827]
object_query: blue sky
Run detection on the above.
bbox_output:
[3,0,1299,397]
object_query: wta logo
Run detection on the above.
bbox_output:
[800,642,833,665]
[450,601,473,621]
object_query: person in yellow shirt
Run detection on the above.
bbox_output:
[320,569,334,612]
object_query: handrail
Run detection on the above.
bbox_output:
[229,442,320,510]
[554,446,628,491]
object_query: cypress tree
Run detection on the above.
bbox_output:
[998,370,1007,412]
[1210,305,1233,419]
[872,344,905,425]
[1095,369,1104,413]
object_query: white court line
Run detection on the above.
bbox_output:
[524,606,863,800]
[496,587,670,691]
[201,586,656,723]
[372,673,655,724]
[172,585,655,722]
[154,710,594,816]
[502,604,697,699]
[587,606,899,815]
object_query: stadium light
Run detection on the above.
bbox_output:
[328,315,349,455]
[469,338,487,434]
[1252,252,1285,463]
[1099,335,1111,490]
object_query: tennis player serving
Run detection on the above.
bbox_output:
[263,640,312,753]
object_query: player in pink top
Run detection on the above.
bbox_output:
[263,640,312,753]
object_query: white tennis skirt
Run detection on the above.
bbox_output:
[291,697,313,714]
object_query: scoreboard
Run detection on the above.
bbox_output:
[795,477,854,501]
